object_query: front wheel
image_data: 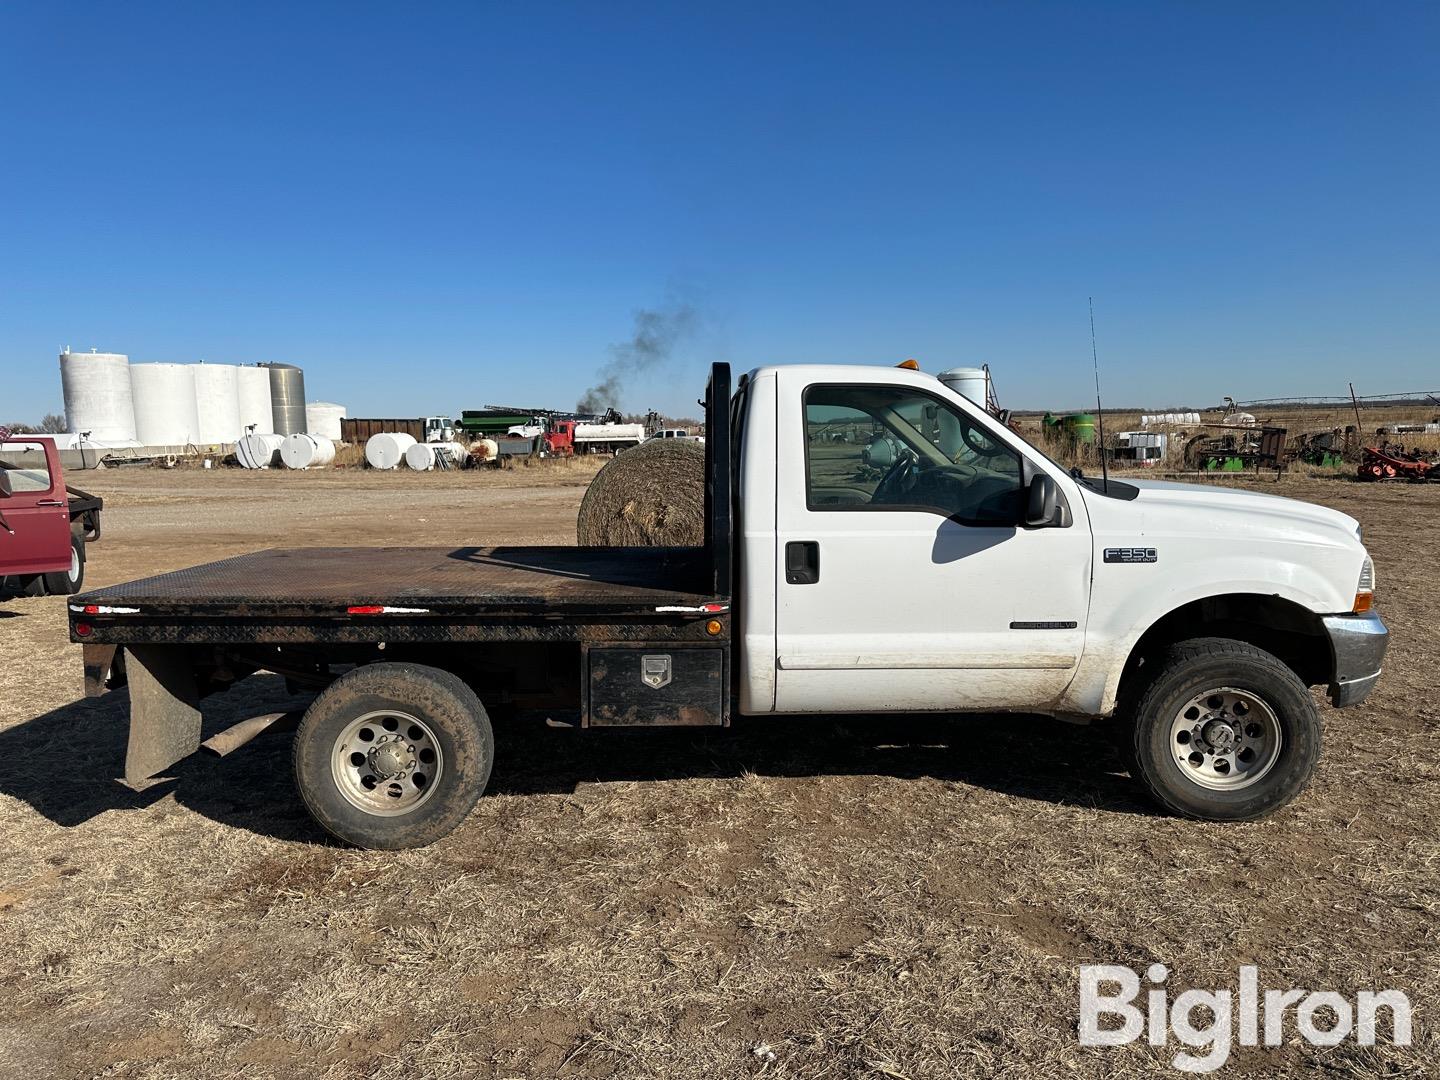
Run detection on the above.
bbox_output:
[1127,638,1321,821]
[293,662,493,848]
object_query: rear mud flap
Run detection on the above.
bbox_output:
[83,643,120,697]
[124,646,203,787]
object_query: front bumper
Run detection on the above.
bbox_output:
[1322,611,1388,707]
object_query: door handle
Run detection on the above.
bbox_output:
[37,499,65,507]
[785,541,820,585]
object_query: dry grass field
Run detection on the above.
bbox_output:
[1,463,1437,1078]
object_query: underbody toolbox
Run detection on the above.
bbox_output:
[587,646,726,726]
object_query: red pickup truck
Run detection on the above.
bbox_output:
[0,434,103,597]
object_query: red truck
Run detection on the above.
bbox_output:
[0,434,103,597]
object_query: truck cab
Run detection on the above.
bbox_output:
[2,435,102,597]
[68,362,1385,848]
[736,365,1381,721]
[422,416,456,443]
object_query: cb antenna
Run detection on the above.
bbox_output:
[1089,296,1109,493]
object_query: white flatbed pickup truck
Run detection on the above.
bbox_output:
[71,362,1387,848]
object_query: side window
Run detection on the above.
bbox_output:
[0,441,54,494]
[803,385,1023,524]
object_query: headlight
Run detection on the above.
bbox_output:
[1354,555,1375,612]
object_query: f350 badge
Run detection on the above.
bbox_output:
[1104,547,1158,564]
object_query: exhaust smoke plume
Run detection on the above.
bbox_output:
[577,303,700,414]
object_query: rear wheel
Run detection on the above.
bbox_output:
[1127,638,1321,821]
[43,534,84,595]
[293,662,493,848]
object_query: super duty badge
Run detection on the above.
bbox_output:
[1104,547,1158,564]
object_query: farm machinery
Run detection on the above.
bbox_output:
[1182,426,1288,472]
[1357,443,1440,481]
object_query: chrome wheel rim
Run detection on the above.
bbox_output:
[69,547,80,583]
[330,710,442,816]
[1170,687,1282,791]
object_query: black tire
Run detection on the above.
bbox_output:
[1127,638,1321,821]
[43,534,84,596]
[293,662,493,849]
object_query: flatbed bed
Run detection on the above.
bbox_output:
[78,545,718,618]
[67,365,740,835]
[74,544,728,650]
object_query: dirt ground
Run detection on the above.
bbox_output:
[1,464,1436,1079]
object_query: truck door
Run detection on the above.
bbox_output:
[772,374,1092,713]
[0,439,72,576]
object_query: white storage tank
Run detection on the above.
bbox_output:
[404,441,466,471]
[237,366,275,435]
[306,402,347,442]
[938,367,990,407]
[365,432,416,470]
[280,433,335,470]
[130,363,200,447]
[236,432,286,468]
[469,438,499,464]
[192,363,242,445]
[59,350,137,442]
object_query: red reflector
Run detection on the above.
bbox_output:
[347,606,385,615]
[75,622,93,637]
[702,602,728,613]
[83,605,99,615]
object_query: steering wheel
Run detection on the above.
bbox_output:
[872,450,916,503]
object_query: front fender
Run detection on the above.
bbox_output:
[1062,565,1352,716]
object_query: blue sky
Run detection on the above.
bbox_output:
[2,2,1436,421]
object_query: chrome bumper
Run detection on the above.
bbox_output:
[1322,611,1388,707]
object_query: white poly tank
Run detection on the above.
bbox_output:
[280,433,335,469]
[130,363,200,447]
[305,402,347,442]
[365,432,417,470]
[469,438,499,463]
[237,367,274,435]
[404,441,466,471]
[59,351,137,442]
[938,367,990,406]
[192,363,242,445]
[236,432,286,468]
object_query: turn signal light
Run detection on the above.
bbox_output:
[706,619,723,636]
[1352,592,1374,614]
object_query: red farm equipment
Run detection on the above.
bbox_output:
[1358,444,1440,481]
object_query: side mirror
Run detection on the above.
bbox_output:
[0,471,11,498]
[1026,473,1057,525]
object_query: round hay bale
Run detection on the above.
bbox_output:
[577,439,705,546]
